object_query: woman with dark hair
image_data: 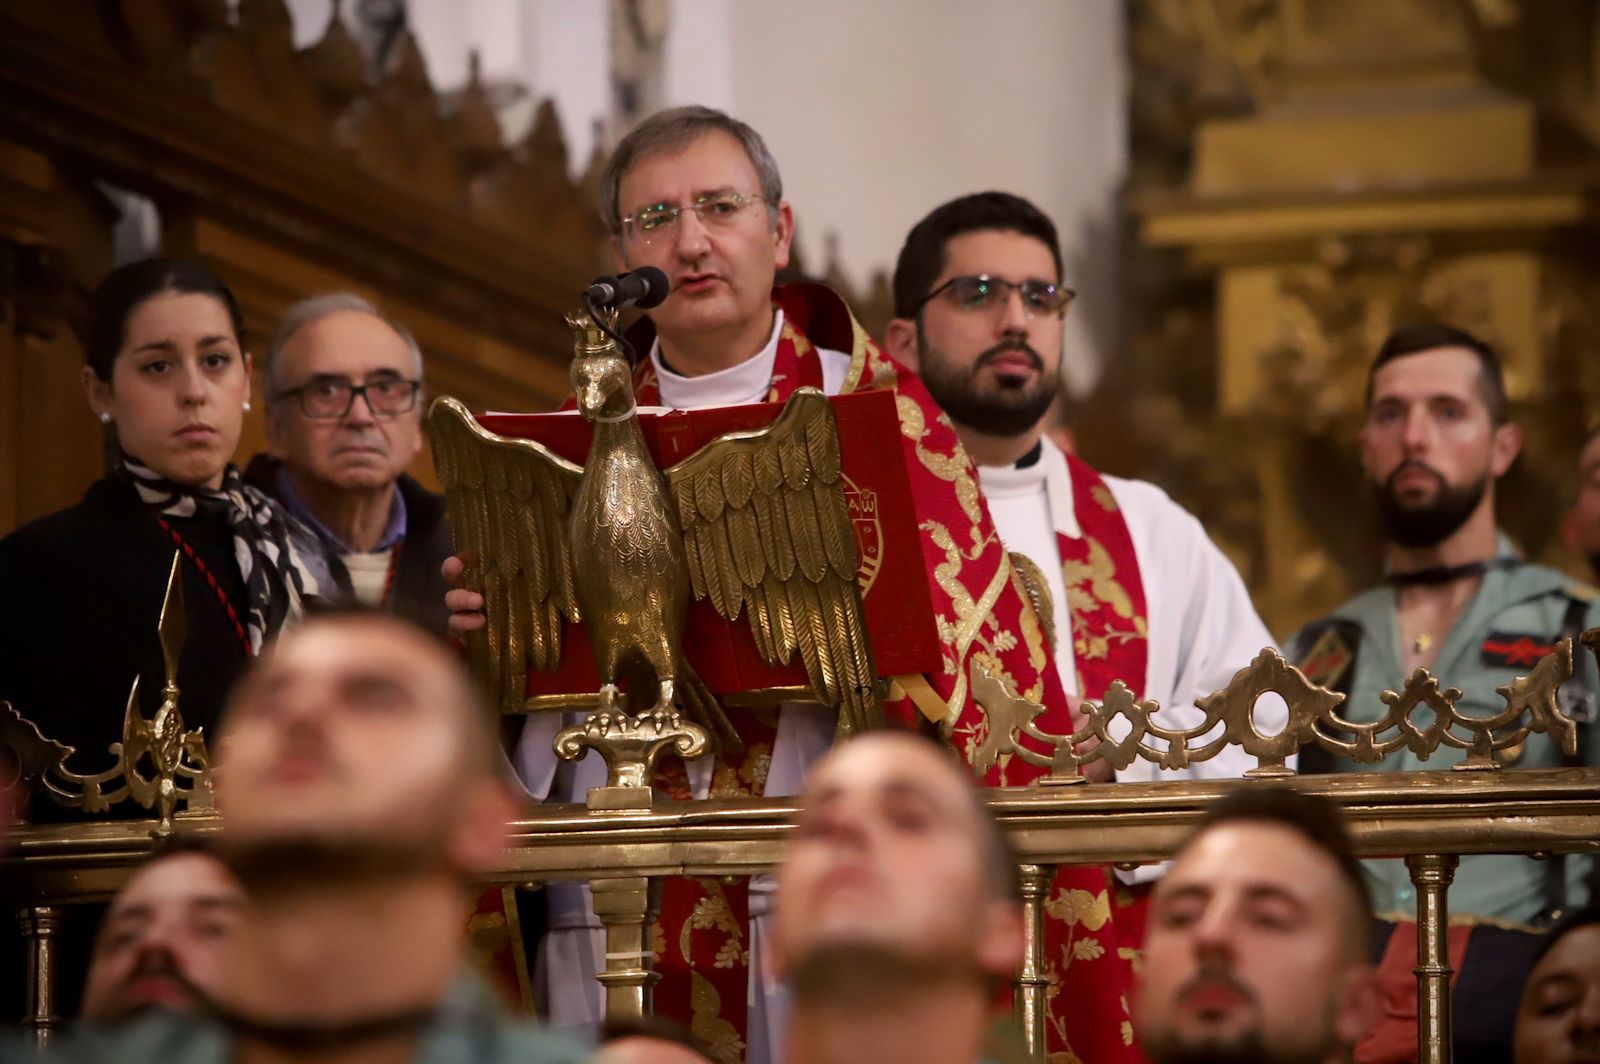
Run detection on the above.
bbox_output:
[0,258,326,819]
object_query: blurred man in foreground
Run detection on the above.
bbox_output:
[80,844,242,1023]
[771,732,1024,1064]
[1514,906,1600,1064]
[58,611,582,1064]
[1134,788,1380,1064]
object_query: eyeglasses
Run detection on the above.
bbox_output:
[914,275,1076,318]
[621,192,767,245]
[274,376,422,419]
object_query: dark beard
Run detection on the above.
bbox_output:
[1373,461,1488,549]
[93,953,213,1025]
[217,834,450,894]
[1142,1036,1334,1064]
[1141,966,1343,1064]
[918,335,1058,439]
[789,941,991,1011]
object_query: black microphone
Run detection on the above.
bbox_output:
[584,267,670,309]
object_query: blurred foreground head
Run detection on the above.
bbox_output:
[773,731,1022,999]
[81,844,242,1023]
[1135,788,1379,1064]
[595,1015,713,1064]
[1514,906,1600,1064]
[213,609,515,890]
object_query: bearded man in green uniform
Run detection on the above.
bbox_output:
[1288,323,1599,926]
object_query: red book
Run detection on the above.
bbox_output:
[476,390,941,703]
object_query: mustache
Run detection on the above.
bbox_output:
[1175,962,1257,1010]
[976,340,1043,372]
[101,952,213,1021]
[1383,459,1446,493]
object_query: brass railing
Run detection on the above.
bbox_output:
[3,587,1598,1062]
[3,766,1598,1062]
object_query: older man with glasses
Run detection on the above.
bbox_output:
[245,293,452,634]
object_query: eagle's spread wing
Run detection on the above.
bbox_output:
[664,388,882,737]
[428,397,582,714]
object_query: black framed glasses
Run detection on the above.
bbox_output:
[914,275,1076,318]
[275,376,422,419]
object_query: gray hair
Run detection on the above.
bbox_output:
[598,105,784,236]
[264,292,425,399]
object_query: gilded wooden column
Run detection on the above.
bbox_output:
[1405,854,1458,1064]
[590,876,660,1020]
[18,905,63,1050]
[1015,864,1053,1063]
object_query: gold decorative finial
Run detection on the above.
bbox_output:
[566,309,621,357]
[0,551,211,828]
[158,553,186,690]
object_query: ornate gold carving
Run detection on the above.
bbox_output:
[0,555,210,831]
[554,709,710,811]
[666,388,881,739]
[428,395,583,715]
[429,307,882,787]
[1008,551,1058,652]
[973,631,1598,782]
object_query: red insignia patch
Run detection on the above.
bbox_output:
[1480,632,1558,668]
[1299,626,1355,689]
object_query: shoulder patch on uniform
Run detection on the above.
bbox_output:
[1298,625,1356,689]
[1564,581,1598,604]
[1481,631,1560,669]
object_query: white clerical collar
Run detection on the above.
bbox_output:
[649,309,785,410]
[975,437,1082,539]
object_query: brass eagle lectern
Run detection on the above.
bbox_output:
[428,309,880,805]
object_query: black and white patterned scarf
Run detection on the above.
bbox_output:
[122,459,323,654]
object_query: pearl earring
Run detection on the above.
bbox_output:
[243,400,252,412]
[98,412,112,424]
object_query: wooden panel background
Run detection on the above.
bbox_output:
[0,0,614,532]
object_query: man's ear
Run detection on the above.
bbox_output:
[1490,420,1523,478]
[976,900,1025,980]
[451,780,521,876]
[81,366,112,422]
[884,317,919,370]
[772,200,796,273]
[263,400,289,459]
[1356,419,1382,484]
[1333,964,1382,1047]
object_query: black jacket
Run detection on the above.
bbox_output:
[0,476,251,821]
[242,455,453,637]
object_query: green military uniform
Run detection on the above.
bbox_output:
[1287,538,1600,925]
[48,973,588,1064]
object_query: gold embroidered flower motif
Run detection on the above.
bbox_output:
[1045,887,1112,931]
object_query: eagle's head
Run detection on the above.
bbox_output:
[572,352,635,423]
